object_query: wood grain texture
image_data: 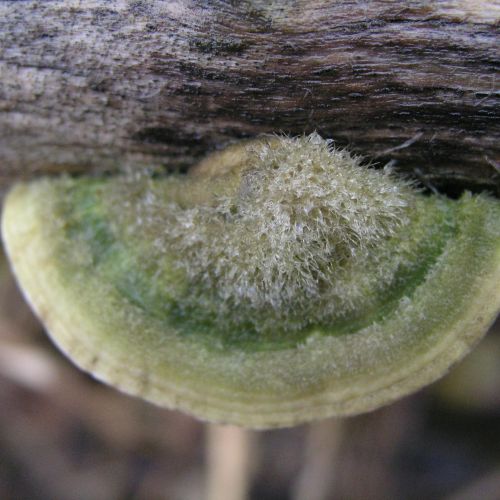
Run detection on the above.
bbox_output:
[0,0,499,194]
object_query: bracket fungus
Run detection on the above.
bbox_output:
[2,134,500,428]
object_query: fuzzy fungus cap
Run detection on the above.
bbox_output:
[2,134,500,428]
[161,134,414,335]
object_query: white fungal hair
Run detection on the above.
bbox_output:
[152,133,414,332]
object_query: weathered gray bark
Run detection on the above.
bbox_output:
[1,0,499,195]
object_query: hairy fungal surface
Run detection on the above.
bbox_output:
[3,134,500,427]
[124,134,418,343]
[170,135,411,327]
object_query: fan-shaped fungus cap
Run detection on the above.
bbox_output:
[2,134,500,428]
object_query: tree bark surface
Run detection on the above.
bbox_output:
[1,1,499,195]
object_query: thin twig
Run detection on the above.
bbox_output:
[206,424,256,500]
